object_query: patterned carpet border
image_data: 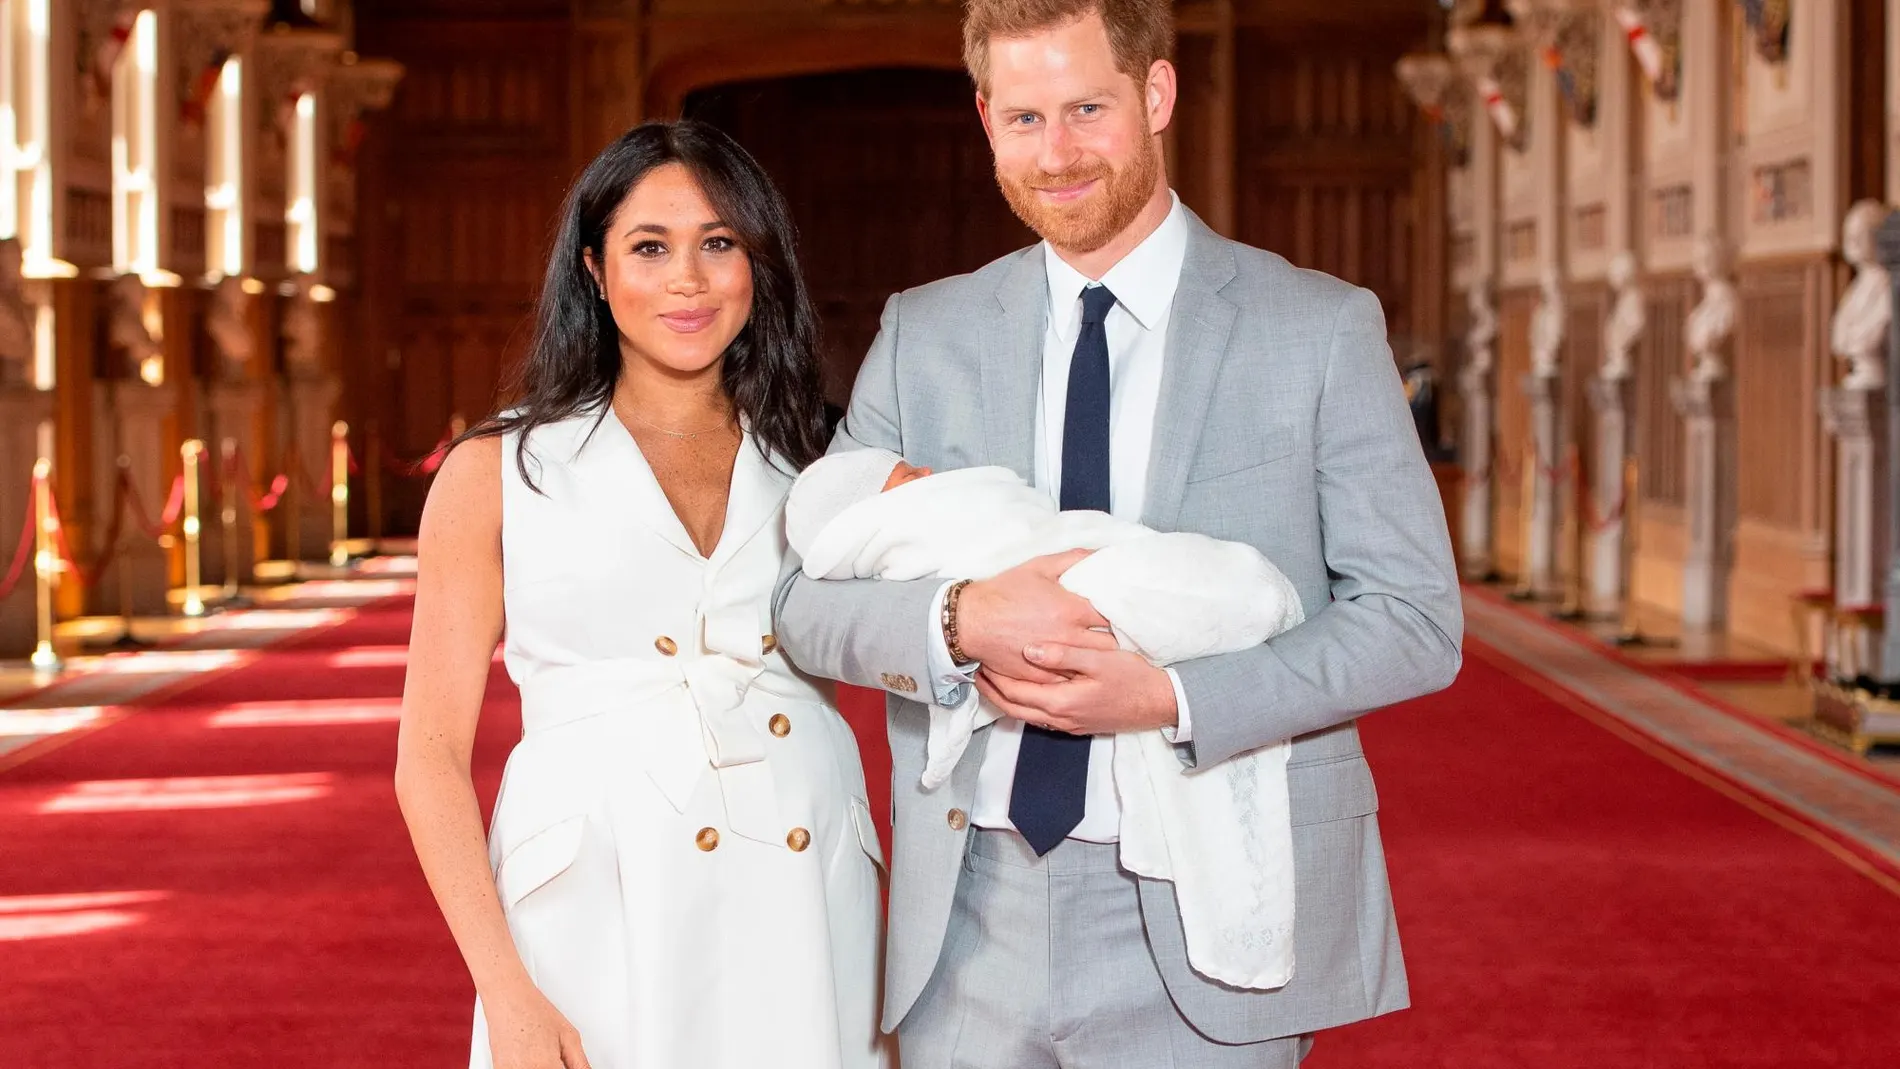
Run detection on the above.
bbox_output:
[1465,593,1900,879]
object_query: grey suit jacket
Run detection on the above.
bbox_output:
[774,208,1463,1042]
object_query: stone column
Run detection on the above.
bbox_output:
[1591,251,1645,612]
[1458,290,1498,577]
[1823,201,1894,677]
[94,380,182,616]
[1822,387,1886,675]
[1673,373,1735,629]
[1527,370,1563,592]
[1587,375,1631,612]
[1875,212,1900,679]
[0,385,53,657]
[280,284,340,563]
[1676,232,1738,631]
[1527,269,1566,593]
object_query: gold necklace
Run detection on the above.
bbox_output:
[620,402,733,441]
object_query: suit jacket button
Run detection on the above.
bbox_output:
[769,713,791,737]
[947,808,968,831]
[695,827,720,851]
[762,634,778,654]
[787,827,811,852]
[655,636,679,657]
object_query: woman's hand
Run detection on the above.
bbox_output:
[484,982,592,1069]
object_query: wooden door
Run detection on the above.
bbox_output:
[685,69,1033,403]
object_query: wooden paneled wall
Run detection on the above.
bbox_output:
[683,70,1032,402]
[1734,259,1827,533]
[1727,254,1833,650]
[353,15,577,533]
[1634,274,1696,507]
[1562,283,1606,536]
[1233,28,1427,346]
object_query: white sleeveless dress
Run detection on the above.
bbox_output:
[471,409,889,1069]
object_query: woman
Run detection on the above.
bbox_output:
[395,121,887,1069]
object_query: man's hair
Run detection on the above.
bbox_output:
[962,0,1175,96]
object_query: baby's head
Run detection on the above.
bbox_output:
[882,459,934,492]
[786,447,935,554]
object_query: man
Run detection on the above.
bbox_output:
[776,1,1463,1064]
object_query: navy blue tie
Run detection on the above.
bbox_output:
[1009,283,1116,856]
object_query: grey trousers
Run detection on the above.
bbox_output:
[898,829,1314,1069]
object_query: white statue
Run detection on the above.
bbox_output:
[0,239,33,386]
[1460,280,1498,394]
[205,276,255,377]
[1684,233,1737,386]
[1831,199,1892,391]
[1529,267,1565,380]
[281,282,322,376]
[1602,250,1645,382]
[107,273,160,378]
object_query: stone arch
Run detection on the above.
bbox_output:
[642,24,967,119]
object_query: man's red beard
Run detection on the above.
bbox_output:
[995,131,1161,253]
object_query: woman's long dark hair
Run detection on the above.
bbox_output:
[467,120,830,485]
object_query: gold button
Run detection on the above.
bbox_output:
[947,808,968,831]
[655,636,678,656]
[695,827,719,851]
[787,827,811,852]
[769,713,791,737]
[762,634,778,654]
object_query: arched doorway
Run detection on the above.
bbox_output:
[684,68,1032,403]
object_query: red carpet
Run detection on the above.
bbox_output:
[4,599,1898,1066]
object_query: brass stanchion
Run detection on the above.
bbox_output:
[1508,422,1539,601]
[365,420,384,549]
[329,420,350,568]
[217,438,254,609]
[181,439,206,618]
[284,439,302,568]
[1552,442,1588,621]
[1612,454,1670,648]
[29,458,61,673]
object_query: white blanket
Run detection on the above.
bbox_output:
[790,462,1305,991]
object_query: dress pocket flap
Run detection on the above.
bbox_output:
[849,796,886,873]
[495,814,587,908]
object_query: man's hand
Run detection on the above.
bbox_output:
[957,549,1116,683]
[975,644,1179,735]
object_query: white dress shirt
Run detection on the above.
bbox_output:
[925,192,1192,843]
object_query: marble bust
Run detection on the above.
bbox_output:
[1601,250,1645,382]
[1830,199,1892,392]
[0,239,33,386]
[1684,233,1736,386]
[205,275,256,378]
[1529,267,1565,380]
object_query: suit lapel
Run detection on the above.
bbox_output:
[710,435,794,568]
[558,409,706,561]
[1143,216,1238,531]
[979,249,1047,478]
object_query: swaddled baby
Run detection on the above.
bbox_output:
[785,447,1307,991]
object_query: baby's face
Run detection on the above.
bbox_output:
[882,461,934,492]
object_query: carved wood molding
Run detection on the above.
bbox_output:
[1448,22,1528,151]
[254,24,345,134]
[175,0,270,124]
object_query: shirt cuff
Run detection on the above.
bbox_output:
[926,580,978,707]
[1159,667,1192,744]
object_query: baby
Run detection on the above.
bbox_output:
[786,447,1306,991]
